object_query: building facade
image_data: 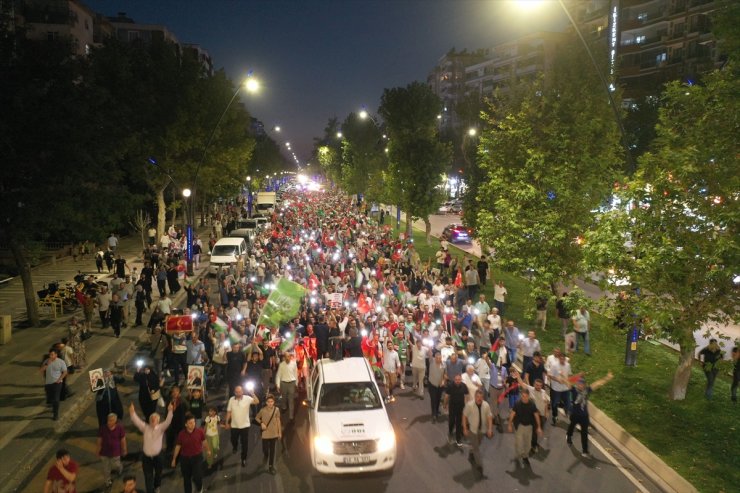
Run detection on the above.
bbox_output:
[464,31,567,97]
[19,0,96,55]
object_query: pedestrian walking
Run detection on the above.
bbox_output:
[275,352,298,420]
[96,413,127,488]
[410,339,429,398]
[445,373,469,447]
[572,306,591,355]
[44,449,78,493]
[225,385,259,467]
[129,402,173,493]
[40,349,68,421]
[204,407,221,470]
[462,389,493,475]
[507,387,542,468]
[95,369,124,428]
[428,352,445,422]
[382,341,402,403]
[255,394,283,475]
[556,292,570,338]
[134,365,161,421]
[698,339,723,400]
[547,351,572,425]
[493,280,507,316]
[171,414,211,493]
[567,372,614,457]
[109,293,124,338]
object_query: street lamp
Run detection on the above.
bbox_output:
[246,176,253,218]
[336,132,343,139]
[186,72,261,275]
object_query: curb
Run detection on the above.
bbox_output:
[3,263,208,493]
[587,404,698,493]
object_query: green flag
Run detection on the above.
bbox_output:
[257,278,306,328]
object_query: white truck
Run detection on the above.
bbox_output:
[255,191,277,215]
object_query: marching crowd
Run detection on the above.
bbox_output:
[51,186,733,493]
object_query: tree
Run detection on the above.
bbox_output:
[314,117,343,186]
[475,36,623,298]
[0,37,140,326]
[379,82,451,241]
[583,66,739,401]
[338,112,386,198]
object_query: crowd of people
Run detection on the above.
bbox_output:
[38,186,739,493]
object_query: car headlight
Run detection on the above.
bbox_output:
[377,431,396,453]
[314,435,333,455]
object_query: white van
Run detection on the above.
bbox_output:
[208,237,247,275]
[307,357,396,474]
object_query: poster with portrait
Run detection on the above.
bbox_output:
[328,292,343,309]
[565,332,577,354]
[89,368,105,392]
[187,365,205,390]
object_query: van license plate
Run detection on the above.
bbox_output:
[343,456,372,464]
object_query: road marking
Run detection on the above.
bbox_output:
[589,435,651,493]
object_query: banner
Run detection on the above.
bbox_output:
[257,278,307,327]
[166,315,193,334]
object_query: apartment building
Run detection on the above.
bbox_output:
[617,0,721,99]
[427,49,485,132]
[464,31,567,97]
[19,0,95,55]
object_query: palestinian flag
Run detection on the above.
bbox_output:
[212,316,241,345]
[354,264,364,289]
[280,330,296,352]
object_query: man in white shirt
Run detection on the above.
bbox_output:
[547,353,572,425]
[275,353,298,421]
[156,293,172,315]
[493,281,507,317]
[129,402,173,493]
[462,365,483,403]
[520,331,541,370]
[572,307,591,355]
[410,339,429,398]
[225,385,259,466]
[382,341,402,403]
[487,308,502,339]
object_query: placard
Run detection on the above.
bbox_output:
[89,368,105,392]
[328,292,343,308]
[187,365,205,389]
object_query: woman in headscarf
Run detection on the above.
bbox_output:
[95,369,124,427]
[134,364,161,420]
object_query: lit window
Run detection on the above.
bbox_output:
[637,12,648,21]
[636,35,646,44]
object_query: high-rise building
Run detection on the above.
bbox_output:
[616,0,721,100]
[464,31,567,97]
[427,49,485,132]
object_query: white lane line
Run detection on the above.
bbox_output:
[590,435,651,493]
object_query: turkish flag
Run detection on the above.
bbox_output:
[166,315,194,334]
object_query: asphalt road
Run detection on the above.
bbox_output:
[21,353,661,493]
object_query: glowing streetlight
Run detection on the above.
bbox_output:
[468,128,477,137]
[274,126,281,132]
[336,132,343,138]
[244,77,260,93]
[359,109,369,120]
[182,188,191,198]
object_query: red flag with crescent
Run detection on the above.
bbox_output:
[166,315,194,334]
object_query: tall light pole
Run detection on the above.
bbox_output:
[246,176,253,218]
[185,73,260,275]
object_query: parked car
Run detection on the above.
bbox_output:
[442,223,473,244]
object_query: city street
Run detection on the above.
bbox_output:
[20,353,661,493]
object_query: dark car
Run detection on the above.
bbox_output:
[442,223,473,244]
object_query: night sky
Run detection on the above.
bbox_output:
[92,0,566,165]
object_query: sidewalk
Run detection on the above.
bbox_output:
[0,231,210,493]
